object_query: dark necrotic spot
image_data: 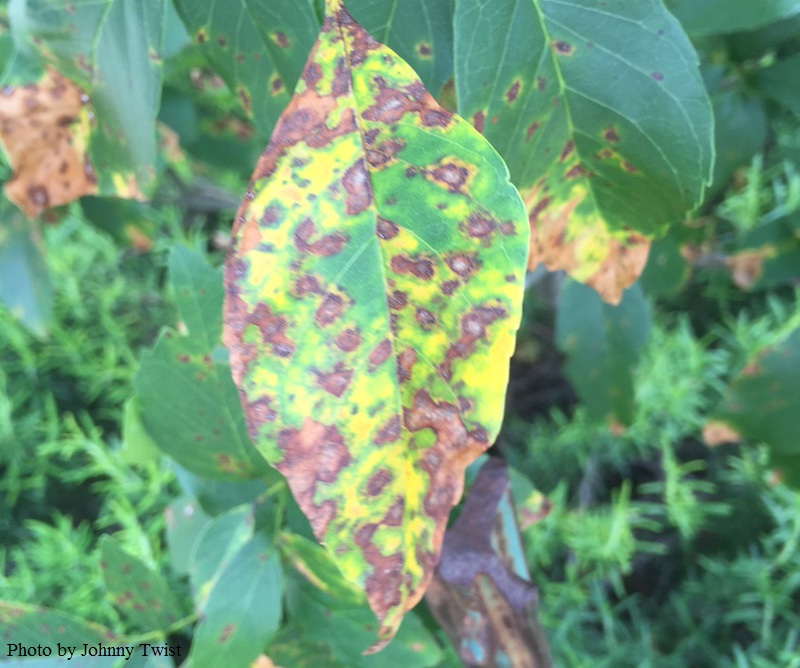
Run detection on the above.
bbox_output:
[466,213,496,239]
[415,307,436,328]
[388,290,408,310]
[342,158,372,215]
[366,468,394,494]
[397,348,417,383]
[316,362,352,398]
[441,280,460,295]
[368,339,392,371]
[390,253,435,280]
[335,328,361,352]
[472,111,486,133]
[429,161,469,192]
[446,253,479,279]
[303,62,322,87]
[315,294,345,327]
[506,81,521,103]
[27,185,49,208]
[376,217,399,240]
[374,417,401,446]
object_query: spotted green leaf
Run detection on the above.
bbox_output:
[100,536,182,632]
[134,247,273,480]
[186,517,283,668]
[223,0,528,650]
[10,0,166,199]
[172,0,319,136]
[455,0,714,303]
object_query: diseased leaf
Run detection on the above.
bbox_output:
[347,0,454,96]
[555,280,651,425]
[11,0,166,197]
[0,196,52,336]
[173,0,319,136]
[165,495,213,576]
[134,247,274,480]
[223,0,528,649]
[426,459,551,668]
[100,536,183,632]
[716,328,800,459]
[454,0,714,303]
[0,69,101,217]
[666,0,800,36]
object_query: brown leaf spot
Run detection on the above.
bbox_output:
[390,253,435,280]
[237,87,251,114]
[622,161,638,173]
[366,138,405,168]
[293,274,322,298]
[441,280,460,295]
[366,468,395,494]
[315,294,347,330]
[388,290,408,310]
[377,217,400,240]
[466,213,496,239]
[420,108,452,128]
[553,40,574,55]
[342,158,372,215]
[559,140,574,162]
[277,419,351,538]
[374,417,401,446]
[506,81,521,103]
[335,328,361,352]
[427,160,471,193]
[244,397,277,438]
[566,165,590,179]
[472,111,486,133]
[439,305,506,381]
[537,76,547,91]
[363,76,419,123]
[260,204,282,226]
[604,127,620,143]
[397,348,417,383]
[651,72,664,81]
[526,121,540,141]
[354,523,404,616]
[294,218,348,256]
[196,29,207,44]
[446,253,480,279]
[368,339,392,371]
[331,57,350,97]
[216,36,226,47]
[272,31,290,48]
[303,62,322,87]
[315,362,353,398]
[416,42,432,58]
[415,307,436,328]
[270,76,284,96]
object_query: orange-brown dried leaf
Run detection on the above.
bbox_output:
[0,69,98,218]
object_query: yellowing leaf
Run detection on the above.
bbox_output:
[0,69,99,218]
[223,0,528,650]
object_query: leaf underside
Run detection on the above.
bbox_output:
[455,0,714,303]
[223,0,528,650]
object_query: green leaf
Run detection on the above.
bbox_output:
[665,0,800,36]
[717,328,800,458]
[0,600,113,661]
[639,236,689,298]
[11,0,167,197]
[100,536,182,632]
[346,0,454,96]
[134,247,273,480]
[757,54,800,118]
[173,0,319,137]
[454,0,713,303]
[285,570,443,668]
[0,197,52,337]
[556,280,652,425]
[165,496,212,576]
[120,397,162,467]
[223,0,528,648]
[186,531,283,668]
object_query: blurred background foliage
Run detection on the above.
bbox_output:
[0,0,799,666]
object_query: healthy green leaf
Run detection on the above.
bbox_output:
[666,0,800,36]
[454,0,714,303]
[757,54,800,118]
[100,536,182,632]
[223,0,528,648]
[0,197,52,337]
[165,496,212,576]
[172,0,319,136]
[134,247,273,480]
[556,280,651,425]
[11,0,167,197]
